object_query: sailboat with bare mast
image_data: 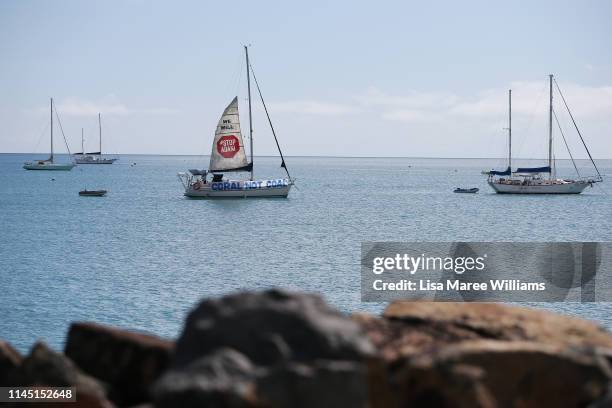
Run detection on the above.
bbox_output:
[23,98,75,171]
[74,113,117,164]
[485,74,602,194]
[178,46,293,198]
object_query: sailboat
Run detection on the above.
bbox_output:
[23,98,76,171]
[485,75,602,194]
[178,46,293,198]
[74,113,117,164]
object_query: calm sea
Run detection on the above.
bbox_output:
[1,153,611,352]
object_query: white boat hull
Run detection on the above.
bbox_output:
[488,180,590,194]
[23,162,75,171]
[184,179,293,198]
[75,159,116,164]
[75,156,117,164]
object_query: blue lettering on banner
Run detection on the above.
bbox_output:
[266,179,289,188]
[211,179,289,191]
[211,182,242,191]
[244,181,264,189]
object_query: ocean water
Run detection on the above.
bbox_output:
[1,153,611,353]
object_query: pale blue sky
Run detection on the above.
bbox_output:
[1,0,611,158]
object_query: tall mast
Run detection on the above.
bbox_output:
[508,89,512,171]
[81,128,84,154]
[245,45,254,181]
[50,97,54,162]
[98,113,102,156]
[548,74,553,178]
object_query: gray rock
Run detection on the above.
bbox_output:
[174,289,374,367]
[156,290,378,407]
[153,348,259,408]
[256,360,370,408]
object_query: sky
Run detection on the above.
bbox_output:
[1,0,611,158]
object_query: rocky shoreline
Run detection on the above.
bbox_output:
[2,289,612,407]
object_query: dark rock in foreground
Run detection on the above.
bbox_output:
[65,322,173,406]
[18,342,112,407]
[3,290,612,407]
[157,289,376,407]
[153,348,258,408]
[173,289,375,367]
[0,340,22,385]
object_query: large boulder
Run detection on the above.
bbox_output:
[359,302,612,363]
[397,340,611,408]
[65,322,174,406]
[173,289,375,367]
[18,342,112,408]
[155,289,378,407]
[0,340,22,385]
[356,302,612,407]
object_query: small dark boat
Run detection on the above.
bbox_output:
[79,189,107,197]
[454,187,479,194]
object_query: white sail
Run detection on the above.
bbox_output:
[209,97,250,172]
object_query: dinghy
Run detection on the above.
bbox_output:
[79,190,107,197]
[178,46,293,198]
[454,188,479,193]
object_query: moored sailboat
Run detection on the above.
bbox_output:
[485,75,602,194]
[178,46,293,198]
[74,113,117,164]
[23,98,75,171]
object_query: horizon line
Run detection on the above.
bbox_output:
[1,152,610,161]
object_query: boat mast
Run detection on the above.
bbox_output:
[99,113,102,156]
[81,128,84,154]
[50,97,54,162]
[245,45,254,181]
[508,89,512,171]
[548,74,553,179]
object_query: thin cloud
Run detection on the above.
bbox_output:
[450,81,612,119]
[267,100,361,116]
[29,96,179,116]
[362,80,612,122]
[231,80,612,124]
[358,86,460,109]
[141,107,180,115]
[57,99,130,116]
[381,109,432,122]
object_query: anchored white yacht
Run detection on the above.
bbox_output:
[178,46,293,198]
[23,98,75,171]
[485,75,602,194]
[74,113,117,164]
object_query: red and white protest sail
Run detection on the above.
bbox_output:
[209,96,251,172]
